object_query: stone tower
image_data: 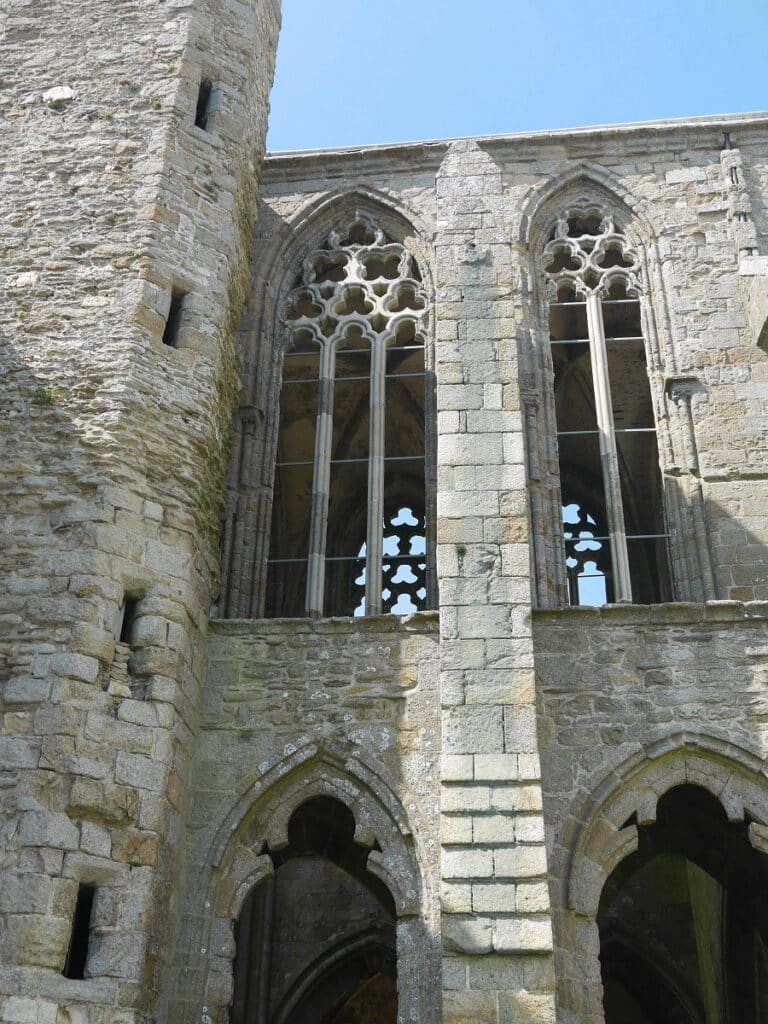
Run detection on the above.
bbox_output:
[4,5,768,1024]
[0,2,280,1021]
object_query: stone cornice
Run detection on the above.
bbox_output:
[264,109,768,186]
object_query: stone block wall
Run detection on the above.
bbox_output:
[169,614,441,1024]
[0,2,279,1021]
[3,8,768,1015]
[241,112,768,1024]
[533,601,768,1022]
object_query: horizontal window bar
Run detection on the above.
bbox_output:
[551,336,645,345]
[557,427,656,437]
[549,299,640,309]
[282,372,426,385]
[277,455,426,468]
[268,554,429,565]
[563,533,670,543]
[329,555,427,563]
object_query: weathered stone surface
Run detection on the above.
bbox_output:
[3,0,768,1018]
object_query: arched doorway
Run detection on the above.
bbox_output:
[231,796,397,1024]
[598,784,768,1023]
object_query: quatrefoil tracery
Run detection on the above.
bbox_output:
[283,213,427,351]
[542,205,641,300]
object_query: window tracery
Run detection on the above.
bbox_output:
[543,205,671,605]
[266,213,431,618]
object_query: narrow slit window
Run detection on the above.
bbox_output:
[543,205,671,606]
[194,79,213,130]
[119,596,139,644]
[62,884,96,980]
[266,213,433,618]
[162,291,186,348]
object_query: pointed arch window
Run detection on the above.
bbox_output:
[266,213,434,618]
[543,206,672,605]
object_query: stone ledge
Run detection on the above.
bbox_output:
[532,600,768,626]
[209,609,440,636]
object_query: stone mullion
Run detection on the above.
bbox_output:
[424,327,439,610]
[305,341,336,616]
[365,336,386,615]
[585,292,633,602]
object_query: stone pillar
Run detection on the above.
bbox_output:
[0,2,280,1022]
[435,141,556,1022]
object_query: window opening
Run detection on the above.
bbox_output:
[231,798,397,1024]
[62,884,95,980]
[162,291,186,348]
[194,79,213,130]
[543,206,671,605]
[599,786,768,1024]
[266,213,430,618]
[119,595,139,644]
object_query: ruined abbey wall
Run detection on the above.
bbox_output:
[3,3,768,1022]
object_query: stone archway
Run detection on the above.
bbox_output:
[198,745,440,1024]
[555,735,768,1024]
[231,796,398,1024]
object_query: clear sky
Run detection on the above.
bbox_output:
[266,0,767,152]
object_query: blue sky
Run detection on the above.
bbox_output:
[266,0,767,152]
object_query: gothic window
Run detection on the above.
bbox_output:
[543,206,672,605]
[266,214,432,618]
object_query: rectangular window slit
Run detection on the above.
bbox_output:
[195,79,213,130]
[162,291,186,347]
[62,884,96,980]
[119,596,139,644]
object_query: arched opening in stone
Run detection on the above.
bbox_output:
[598,784,768,1024]
[543,203,672,605]
[265,212,433,619]
[231,796,397,1024]
[758,314,768,354]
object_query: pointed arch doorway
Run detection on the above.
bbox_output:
[230,796,398,1024]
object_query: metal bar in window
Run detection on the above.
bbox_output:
[277,455,427,468]
[561,533,670,543]
[557,429,601,437]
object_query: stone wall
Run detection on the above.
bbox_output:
[533,601,768,1022]
[170,614,441,1024]
[0,2,279,1021]
[3,9,768,1016]
[215,111,768,1024]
